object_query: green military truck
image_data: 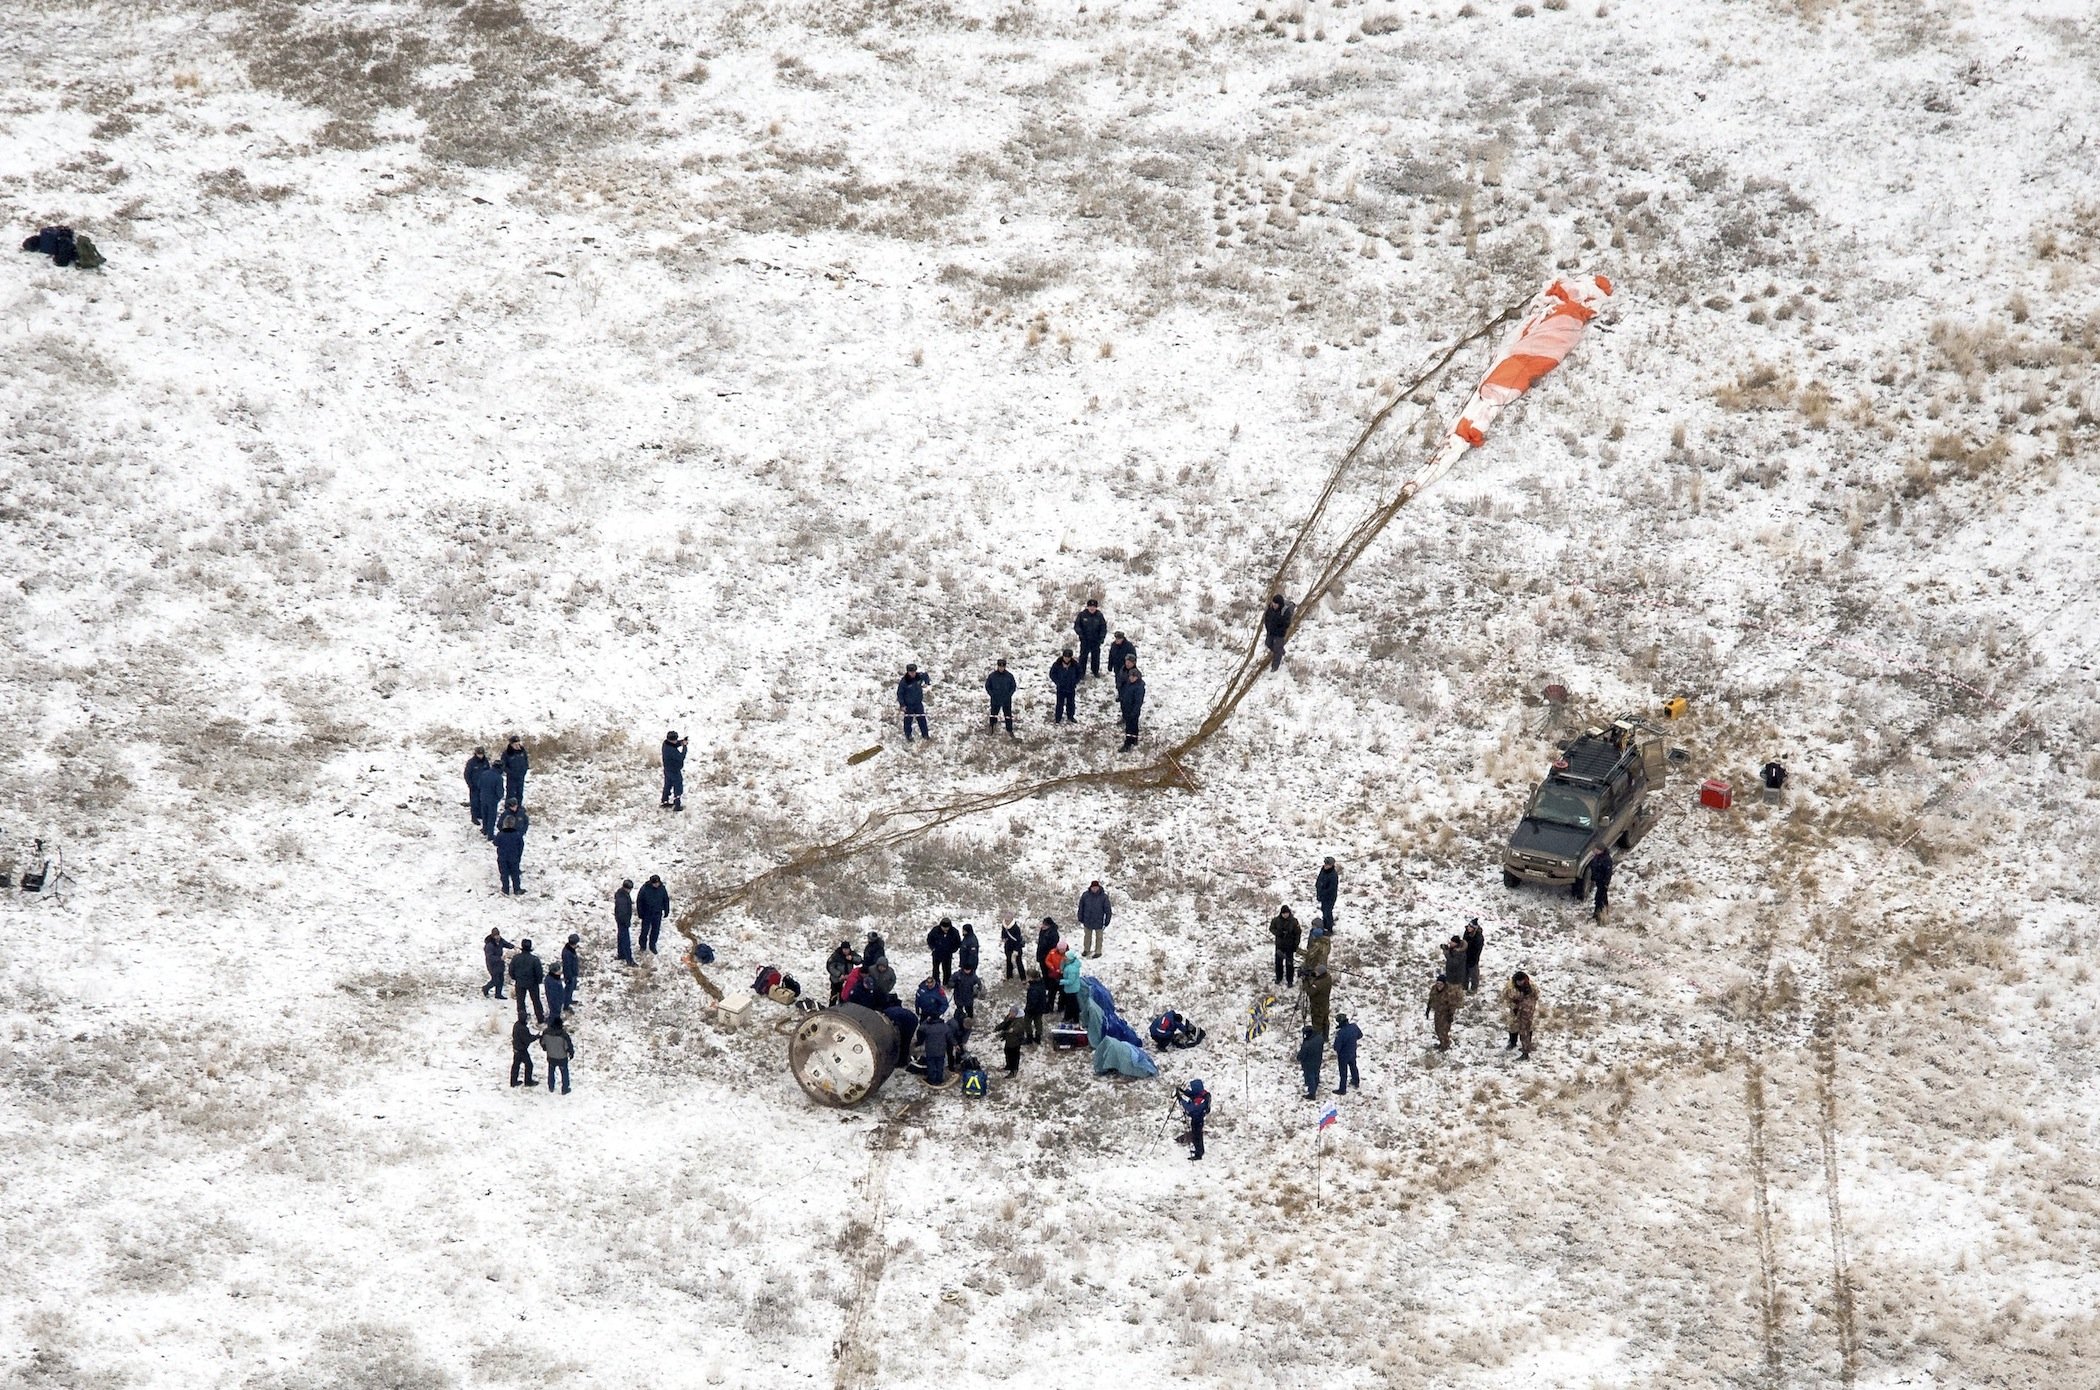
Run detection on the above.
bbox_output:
[1502,719,1666,893]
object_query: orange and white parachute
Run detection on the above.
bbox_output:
[1401,274,1614,499]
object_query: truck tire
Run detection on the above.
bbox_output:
[1503,869,1521,889]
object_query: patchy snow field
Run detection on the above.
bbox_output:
[4,0,2099,1385]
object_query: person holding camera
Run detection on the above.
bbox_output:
[661,731,689,811]
[1177,1079,1212,1161]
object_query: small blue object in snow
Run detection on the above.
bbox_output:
[693,943,716,964]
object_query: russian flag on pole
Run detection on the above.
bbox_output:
[1317,1107,1338,1132]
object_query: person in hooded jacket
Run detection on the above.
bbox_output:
[1077,881,1112,958]
[464,747,495,827]
[614,880,636,964]
[958,924,981,974]
[915,976,950,1021]
[1035,918,1060,976]
[501,735,529,806]
[897,664,931,742]
[918,1014,954,1085]
[636,876,670,955]
[984,660,1018,736]
[1332,1013,1363,1094]
[661,731,689,811]
[1049,649,1082,724]
[545,960,569,1020]
[540,1016,574,1094]
[825,940,859,1005]
[510,1016,539,1087]
[1106,633,1137,692]
[1178,1080,1211,1160]
[494,816,527,896]
[1503,972,1540,1058]
[1000,919,1026,978]
[471,757,506,838]
[1270,905,1302,986]
[952,964,980,1020]
[1297,1026,1324,1099]
[1023,971,1052,1043]
[1074,600,1108,677]
[926,917,962,986]
[1118,667,1146,750]
[1315,857,1339,929]
[509,939,546,1022]
[1262,594,1296,672]
[482,928,514,998]
[561,934,581,1004]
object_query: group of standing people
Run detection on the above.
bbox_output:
[464,736,532,894]
[482,929,581,1093]
[894,592,1300,752]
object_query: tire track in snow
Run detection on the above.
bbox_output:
[1743,1052,1785,1389]
[832,1098,925,1390]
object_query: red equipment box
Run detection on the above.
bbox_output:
[1699,779,1732,809]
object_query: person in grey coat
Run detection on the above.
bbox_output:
[1077,881,1112,958]
[540,1018,573,1094]
[1441,935,1468,986]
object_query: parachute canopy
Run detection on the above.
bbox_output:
[1406,274,1613,497]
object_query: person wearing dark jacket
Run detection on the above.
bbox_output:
[661,731,689,811]
[1118,669,1146,750]
[1074,600,1107,677]
[825,941,859,1005]
[1296,1026,1324,1099]
[1462,918,1485,993]
[1022,972,1052,1043]
[540,1017,573,1094]
[995,1007,1026,1075]
[1000,919,1025,978]
[465,747,495,827]
[984,661,1018,736]
[510,1016,540,1087]
[1035,918,1060,976]
[958,924,981,974]
[1107,634,1137,692]
[1332,1014,1363,1094]
[636,875,670,955]
[501,735,529,805]
[1077,881,1112,958]
[1270,906,1302,986]
[952,965,980,1020]
[918,1015,954,1085]
[494,818,527,896]
[1315,857,1339,929]
[926,917,962,986]
[509,940,545,1023]
[1049,650,1082,724]
[897,664,931,742]
[614,880,636,964]
[561,934,582,1004]
[1178,1080,1211,1160]
[545,961,569,1020]
[482,929,514,997]
[1587,847,1615,919]
[471,758,506,838]
[1442,935,1468,986]
[1262,594,1296,672]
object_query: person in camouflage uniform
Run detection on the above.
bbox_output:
[1502,971,1539,1059]
[1426,975,1465,1051]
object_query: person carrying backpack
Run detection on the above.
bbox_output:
[540,1017,574,1094]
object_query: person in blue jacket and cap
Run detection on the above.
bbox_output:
[1178,1079,1211,1161]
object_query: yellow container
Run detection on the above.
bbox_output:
[1662,697,1689,720]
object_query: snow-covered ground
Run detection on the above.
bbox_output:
[4,0,2098,1385]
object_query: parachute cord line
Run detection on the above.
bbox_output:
[673,294,1531,945]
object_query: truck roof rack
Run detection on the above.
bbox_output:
[1551,734,1631,786]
